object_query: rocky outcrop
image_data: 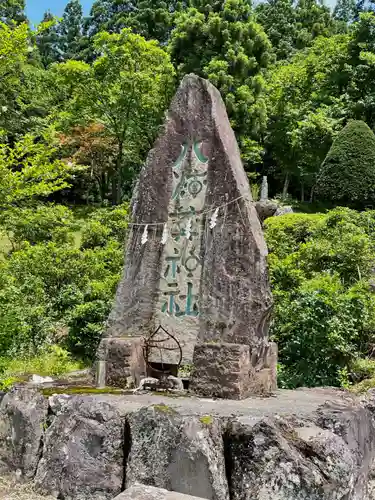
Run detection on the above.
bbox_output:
[1,387,375,500]
[34,395,129,500]
[126,406,229,500]
[114,484,209,499]
[227,413,370,499]
[0,387,48,479]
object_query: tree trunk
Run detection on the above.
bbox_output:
[282,173,290,200]
[301,182,305,202]
[310,185,315,203]
[112,141,124,205]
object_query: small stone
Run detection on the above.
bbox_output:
[275,206,293,216]
[30,375,54,385]
[260,176,269,201]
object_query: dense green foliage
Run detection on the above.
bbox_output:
[0,204,127,365]
[2,0,375,389]
[265,209,375,388]
[316,121,375,206]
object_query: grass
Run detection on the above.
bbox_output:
[0,346,86,391]
[350,377,375,394]
[153,404,178,414]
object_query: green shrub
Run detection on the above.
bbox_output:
[81,204,129,249]
[265,213,323,259]
[266,207,375,388]
[0,205,76,249]
[349,358,375,383]
[80,220,111,249]
[316,120,375,207]
[271,276,375,387]
[0,266,53,356]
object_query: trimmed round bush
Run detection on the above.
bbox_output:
[316,120,375,207]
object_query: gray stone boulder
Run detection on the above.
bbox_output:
[227,398,375,500]
[35,395,128,500]
[0,387,48,479]
[275,205,294,216]
[255,200,278,222]
[114,484,209,500]
[126,405,229,500]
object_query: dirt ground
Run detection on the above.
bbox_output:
[0,476,55,500]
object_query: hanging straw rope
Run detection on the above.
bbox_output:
[128,194,251,227]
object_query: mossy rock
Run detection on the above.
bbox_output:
[199,415,213,425]
[152,403,178,414]
[40,386,127,397]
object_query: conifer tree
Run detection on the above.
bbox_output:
[58,0,85,61]
[85,0,184,42]
[0,0,27,25]
[36,12,60,68]
[316,120,375,206]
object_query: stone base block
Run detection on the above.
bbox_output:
[96,337,146,389]
[190,342,278,399]
[190,343,252,400]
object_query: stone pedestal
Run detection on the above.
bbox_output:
[96,337,146,389]
[190,343,252,400]
[190,342,277,400]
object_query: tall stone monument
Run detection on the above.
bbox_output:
[97,74,277,399]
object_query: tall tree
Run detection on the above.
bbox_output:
[347,12,375,126]
[0,134,76,208]
[84,0,133,38]
[52,29,175,203]
[58,0,85,61]
[334,0,357,23]
[85,0,185,43]
[168,0,274,165]
[294,0,335,42]
[0,0,27,25]
[264,34,349,198]
[35,12,60,68]
[256,0,298,60]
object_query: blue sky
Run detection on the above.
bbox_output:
[26,0,93,24]
[26,0,336,25]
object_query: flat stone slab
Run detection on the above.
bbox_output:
[58,387,356,419]
[114,484,208,499]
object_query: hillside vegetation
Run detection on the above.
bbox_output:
[2,0,375,391]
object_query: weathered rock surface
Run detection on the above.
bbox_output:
[275,205,294,216]
[98,74,276,398]
[255,200,278,222]
[0,387,48,479]
[114,484,209,499]
[126,405,229,500]
[34,395,130,500]
[227,410,373,499]
[1,387,375,500]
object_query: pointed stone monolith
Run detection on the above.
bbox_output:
[96,74,277,398]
